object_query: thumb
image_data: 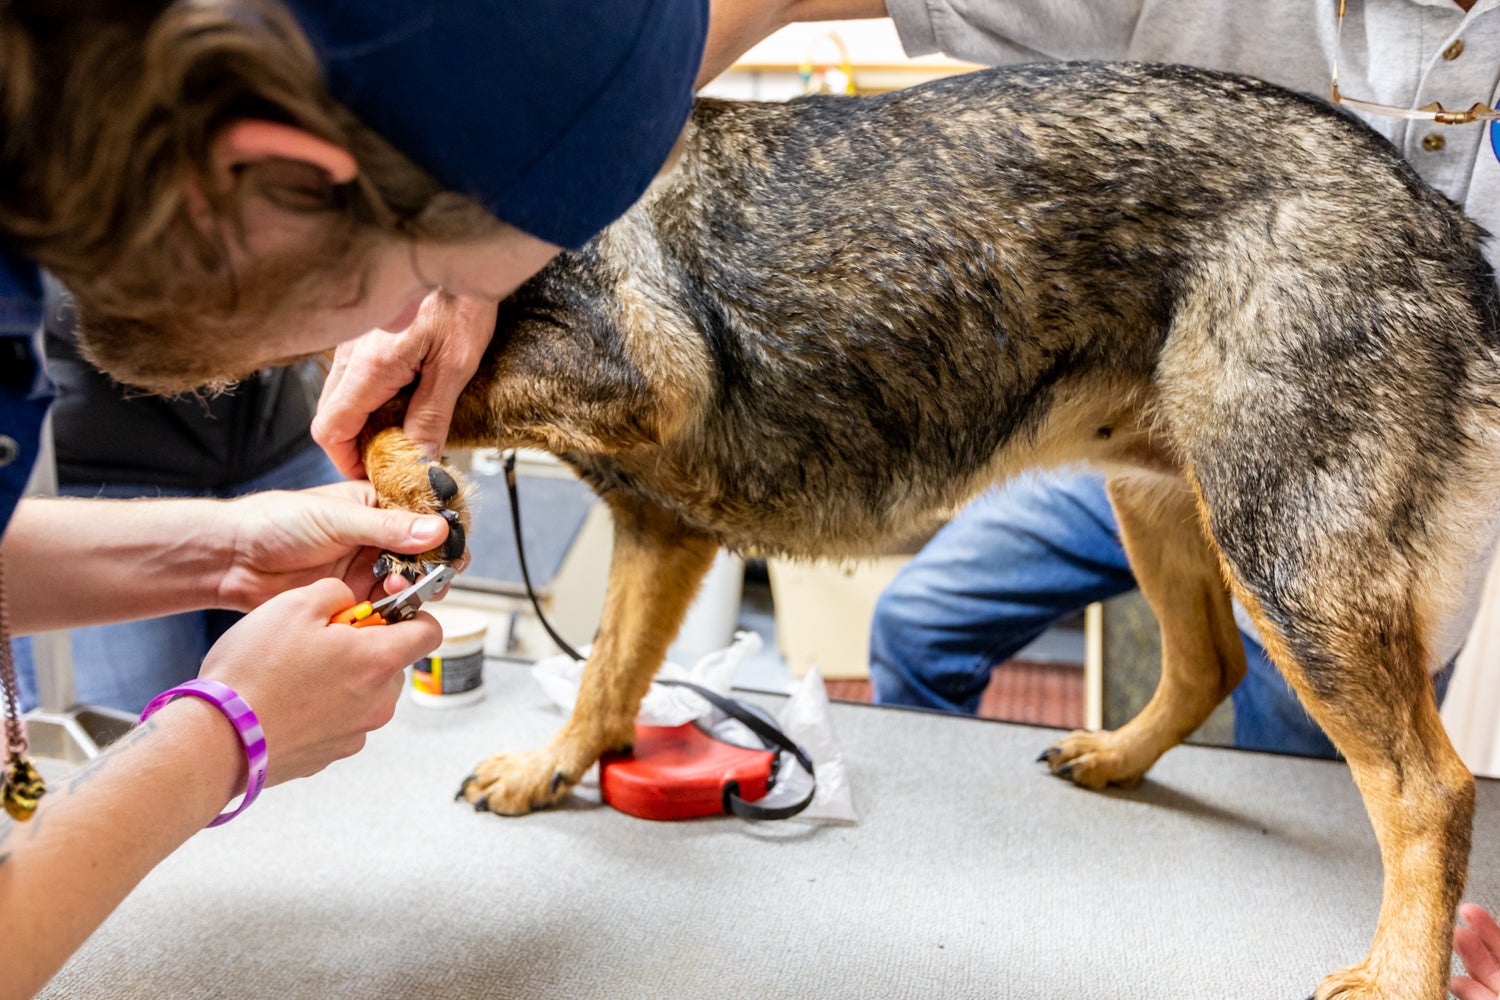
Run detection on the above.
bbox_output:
[281,576,359,618]
[318,502,449,555]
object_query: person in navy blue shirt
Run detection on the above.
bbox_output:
[0,2,706,992]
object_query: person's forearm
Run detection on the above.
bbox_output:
[1,497,232,633]
[0,698,240,999]
[698,0,891,88]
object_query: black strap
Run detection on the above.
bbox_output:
[504,451,587,663]
[503,453,816,821]
[656,679,816,821]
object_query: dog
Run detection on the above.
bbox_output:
[357,62,1500,1000]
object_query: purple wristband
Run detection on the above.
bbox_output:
[140,679,268,828]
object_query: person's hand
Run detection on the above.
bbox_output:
[198,578,442,785]
[312,290,498,479]
[1454,903,1500,1000]
[216,480,463,610]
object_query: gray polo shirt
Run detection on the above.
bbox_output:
[884,0,1500,654]
[886,0,1500,261]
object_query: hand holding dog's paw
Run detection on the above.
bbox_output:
[361,427,472,583]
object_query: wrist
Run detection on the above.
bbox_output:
[141,679,270,827]
[128,496,238,613]
[147,696,246,823]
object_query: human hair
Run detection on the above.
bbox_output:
[0,0,504,390]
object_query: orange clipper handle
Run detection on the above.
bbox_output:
[331,602,388,628]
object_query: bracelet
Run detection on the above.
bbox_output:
[139,679,268,828]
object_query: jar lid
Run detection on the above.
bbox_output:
[426,605,491,643]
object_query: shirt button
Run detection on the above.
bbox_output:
[1443,38,1465,60]
[0,436,18,468]
[1423,133,1447,152]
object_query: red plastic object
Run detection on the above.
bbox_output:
[599,722,775,820]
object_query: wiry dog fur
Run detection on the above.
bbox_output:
[354,63,1500,1000]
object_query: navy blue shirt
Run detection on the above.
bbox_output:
[0,246,50,539]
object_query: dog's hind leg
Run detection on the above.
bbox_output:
[460,492,719,815]
[1188,436,1482,1000]
[1041,473,1246,788]
[1231,575,1472,1000]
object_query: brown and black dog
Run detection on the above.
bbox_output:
[352,63,1499,1000]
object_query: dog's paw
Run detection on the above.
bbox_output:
[456,748,586,816]
[1310,964,1443,1000]
[361,427,470,582]
[1036,729,1148,790]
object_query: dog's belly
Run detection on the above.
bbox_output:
[566,373,1172,560]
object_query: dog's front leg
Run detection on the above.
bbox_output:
[461,493,720,815]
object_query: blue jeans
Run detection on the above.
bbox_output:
[868,472,1453,760]
[15,445,343,715]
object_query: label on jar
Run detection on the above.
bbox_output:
[413,649,483,696]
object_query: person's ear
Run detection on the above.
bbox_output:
[209,119,358,191]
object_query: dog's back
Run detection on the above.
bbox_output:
[502,64,1499,559]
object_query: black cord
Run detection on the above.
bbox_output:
[504,451,587,663]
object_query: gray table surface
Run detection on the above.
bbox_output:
[36,659,1500,999]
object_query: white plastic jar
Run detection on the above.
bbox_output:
[410,606,489,709]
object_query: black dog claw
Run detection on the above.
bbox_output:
[473,796,491,813]
[372,553,393,580]
[1036,747,1059,763]
[1055,763,1074,780]
[441,522,467,562]
[454,773,478,801]
[550,770,567,795]
[427,465,459,503]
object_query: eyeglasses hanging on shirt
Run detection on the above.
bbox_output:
[1330,0,1500,161]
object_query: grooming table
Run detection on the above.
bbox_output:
[37,661,1500,1000]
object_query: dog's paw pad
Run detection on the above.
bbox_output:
[439,509,466,563]
[427,465,460,504]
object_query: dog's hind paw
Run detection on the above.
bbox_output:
[1038,729,1149,790]
[361,427,471,583]
[458,747,583,816]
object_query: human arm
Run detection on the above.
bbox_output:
[696,0,891,87]
[0,577,441,1000]
[1454,903,1500,1000]
[1,480,453,634]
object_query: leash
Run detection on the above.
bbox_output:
[500,451,815,820]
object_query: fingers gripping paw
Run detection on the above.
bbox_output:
[361,427,471,582]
